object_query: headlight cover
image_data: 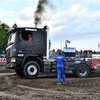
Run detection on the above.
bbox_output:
[11,58,16,62]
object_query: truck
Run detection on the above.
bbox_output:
[6,24,96,78]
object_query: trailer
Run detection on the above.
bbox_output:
[5,24,96,78]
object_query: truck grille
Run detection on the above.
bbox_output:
[6,49,11,64]
[6,58,11,64]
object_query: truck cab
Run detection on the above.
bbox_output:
[6,24,47,78]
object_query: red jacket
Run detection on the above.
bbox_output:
[28,37,32,41]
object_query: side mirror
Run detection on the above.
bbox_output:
[3,51,6,54]
[44,25,49,32]
[19,34,22,41]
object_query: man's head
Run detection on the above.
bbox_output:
[58,50,62,55]
[28,34,31,38]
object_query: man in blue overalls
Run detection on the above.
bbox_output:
[54,50,67,85]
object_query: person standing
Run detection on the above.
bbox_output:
[54,50,67,85]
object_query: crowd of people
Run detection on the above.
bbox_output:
[0,54,5,58]
[76,50,100,58]
[49,50,100,59]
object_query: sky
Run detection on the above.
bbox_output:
[0,0,100,51]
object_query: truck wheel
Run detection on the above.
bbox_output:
[15,69,25,77]
[76,64,89,78]
[23,61,40,79]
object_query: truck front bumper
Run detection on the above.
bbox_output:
[6,63,21,69]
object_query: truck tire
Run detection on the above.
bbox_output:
[76,64,89,78]
[23,61,40,79]
[15,69,25,77]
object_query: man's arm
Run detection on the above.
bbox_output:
[54,62,56,65]
[54,57,57,65]
[64,62,67,64]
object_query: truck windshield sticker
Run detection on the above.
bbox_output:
[25,28,37,31]
[6,45,12,50]
[13,48,16,52]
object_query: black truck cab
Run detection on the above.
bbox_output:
[6,24,47,78]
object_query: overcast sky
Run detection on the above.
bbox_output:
[0,0,100,51]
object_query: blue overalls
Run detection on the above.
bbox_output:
[54,55,67,83]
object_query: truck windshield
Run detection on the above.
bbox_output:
[8,32,16,45]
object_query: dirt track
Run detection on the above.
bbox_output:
[0,67,100,100]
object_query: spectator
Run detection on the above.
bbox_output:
[54,50,67,85]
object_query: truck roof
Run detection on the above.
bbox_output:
[6,24,48,36]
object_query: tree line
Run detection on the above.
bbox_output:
[0,21,9,54]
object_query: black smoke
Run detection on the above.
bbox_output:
[34,0,53,28]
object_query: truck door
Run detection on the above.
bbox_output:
[32,32,44,54]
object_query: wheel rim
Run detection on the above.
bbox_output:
[27,65,37,75]
[79,67,87,76]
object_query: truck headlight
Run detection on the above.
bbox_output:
[11,58,16,62]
